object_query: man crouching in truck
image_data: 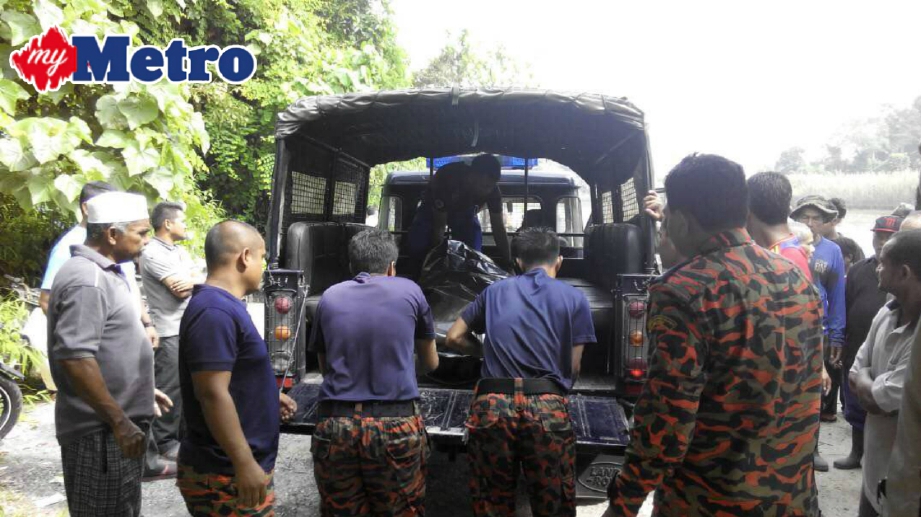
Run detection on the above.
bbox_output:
[446,227,595,517]
[406,154,512,268]
[604,154,824,517]
[308,229,439,516]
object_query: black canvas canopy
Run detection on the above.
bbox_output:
[275,88,649,187]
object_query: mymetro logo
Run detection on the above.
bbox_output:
[10,26,257,93]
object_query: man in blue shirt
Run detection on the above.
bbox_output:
[308,228,438,516]
[446,227,595,517]
[177,221,296,516]
[792,195,847,472]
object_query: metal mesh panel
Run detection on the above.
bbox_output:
[601,191,614,224]
[290,173,326,216]
[618,177,639,222]
[330,157,368,222]
[332,181,357,215]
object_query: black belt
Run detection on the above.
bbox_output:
[475,378,565,396]
[317,400,417,418]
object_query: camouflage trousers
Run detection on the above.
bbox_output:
[312,414,429,516]
[465,390,576,517]
[176,464,275,517]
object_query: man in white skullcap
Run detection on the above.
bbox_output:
[47,192,172,517]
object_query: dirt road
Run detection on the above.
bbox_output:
[1,402,861,516]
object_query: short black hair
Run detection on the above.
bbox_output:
[829,198,847,220]
[747,172,792,225]
[151,201,186,231]
[471,154,501,182]
[882,229,921,279]
[79,181,116,205]
[348,228,398,274]
[512,227,561,268]
[204,220,261,269]
[664,153,748,231]
[833,235,865,263]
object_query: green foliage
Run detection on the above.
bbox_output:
[0,295,45,378]
[776,96,921,175]
[368,157,425,210]
[0,194,70,285]
[104,0,410,224]
[0,0,222,277]
[413,29,536,88]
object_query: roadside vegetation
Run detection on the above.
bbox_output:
[787,170,917,209]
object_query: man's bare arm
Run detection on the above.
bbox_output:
[39,290,50,314]
[489,211,512,266]
[191,370,267,508]
[317,353,326,375]
[414,338,439,374]
[445,317,483,357]
[60,358,145,458]
[572,344,586,381]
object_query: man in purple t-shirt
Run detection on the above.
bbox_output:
[446,227,596,517]
[308,228,438,516]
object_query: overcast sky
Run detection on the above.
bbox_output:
[389,0,921,176]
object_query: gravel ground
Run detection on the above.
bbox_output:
[1,402,860,516]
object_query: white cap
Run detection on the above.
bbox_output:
[86,192,149,224]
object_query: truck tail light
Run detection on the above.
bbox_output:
[274,295,293,314]
[629,330,644,346]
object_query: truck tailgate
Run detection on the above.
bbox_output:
[283,382,630,452]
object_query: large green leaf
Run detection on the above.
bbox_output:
[68,149,115,178]
[96,95,128,129]
[66,116,93,145]
[144,166,176,199]
[146,0,163,17]
[123,141,160,177]
[117,96,159,130]
[53,174,82,202]
[95,129,129,149]
[1,11,40,46]
[0,78,29,116]
[26,117,71,164]
[26,172,51,205]
[0,136,36,171]
[190,111,210,154]
[34,0,64,30]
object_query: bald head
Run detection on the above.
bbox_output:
[205,220,264,270]
[901,211,921,232]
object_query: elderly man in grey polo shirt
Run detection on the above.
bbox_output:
[140,201,202,462]
[48,192,171,517]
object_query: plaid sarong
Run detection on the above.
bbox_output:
[60,428,144,517]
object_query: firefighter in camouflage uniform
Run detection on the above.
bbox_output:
[446,227,596,517]
[605,154,824,517]
[308,229,439,516]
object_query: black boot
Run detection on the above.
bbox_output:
[833,428,863,470]
[814,447,829,472]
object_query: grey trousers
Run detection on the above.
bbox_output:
[61,428,143,517]
[152,335,182,453]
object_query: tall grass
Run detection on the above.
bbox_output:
[786,170,918,209]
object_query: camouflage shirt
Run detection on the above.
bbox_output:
[608,229,824,517]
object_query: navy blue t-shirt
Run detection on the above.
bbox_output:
[178,285,280,474]
[308,273,436,402]
[461,268,596,390]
